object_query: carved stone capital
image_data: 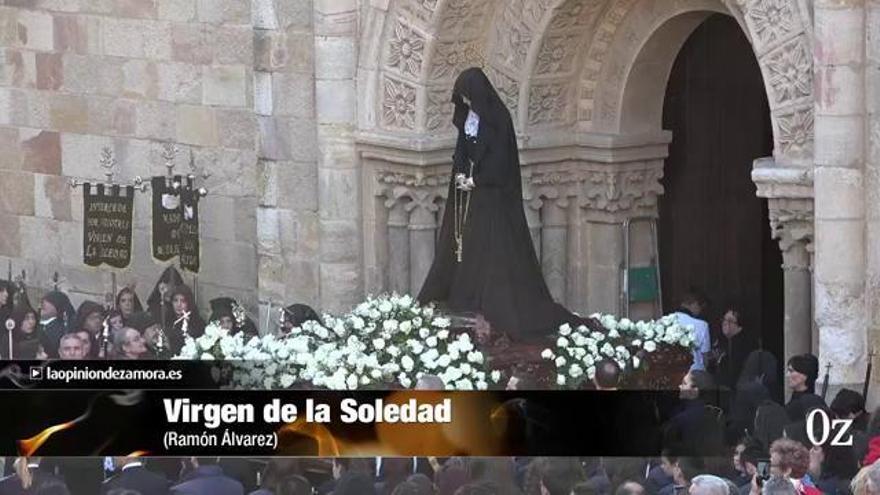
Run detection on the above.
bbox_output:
[768,197,814,269]
[525,162,664,222]
[375,168,448,213]
[579,165,664,214]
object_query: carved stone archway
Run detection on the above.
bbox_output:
[355,0,816,360]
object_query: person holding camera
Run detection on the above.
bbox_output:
[748,439,820,495]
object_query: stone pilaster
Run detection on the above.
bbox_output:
[314,0,362,313]
[813,0,868,394]
[868,0,880,407]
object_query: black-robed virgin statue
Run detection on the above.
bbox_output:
[417,67,580,342]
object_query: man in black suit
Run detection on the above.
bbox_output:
[102,458,170,495]
[0,458,68,495]
[170,458,243,495]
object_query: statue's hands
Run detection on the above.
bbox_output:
[455,174,475,191]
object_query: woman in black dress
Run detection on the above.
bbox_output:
[418,67,577,342]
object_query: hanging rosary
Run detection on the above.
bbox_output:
[453,158,475,263]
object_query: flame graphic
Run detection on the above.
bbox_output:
[277,418,342,456]
[18,391,142,456]
[19,420,78,457]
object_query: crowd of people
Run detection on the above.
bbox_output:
[1,274,878,495]
[0,267,320,361]
[2,449,880,495]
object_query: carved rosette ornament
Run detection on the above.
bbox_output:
[382,77,418,130]
[776,107,814,155]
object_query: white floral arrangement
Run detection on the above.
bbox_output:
[174,294,503,391]
[289,293,502,390]
[175,321,243,361]
[542,313,695,389]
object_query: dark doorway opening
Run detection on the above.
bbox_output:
[658,14,783,388]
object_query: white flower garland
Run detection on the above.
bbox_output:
[175,293,503,391]
[542,313,695,389]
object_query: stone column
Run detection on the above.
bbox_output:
[408,199,437,295]
[314,0,362,312]
[387,199,409,294]
[768,198,814,371]
[813,0,867,393]
[541,198,568,305]
[525,201,543,261]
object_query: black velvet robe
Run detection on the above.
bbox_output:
[417,68,576,342]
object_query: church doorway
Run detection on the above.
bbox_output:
[658,13,784,383]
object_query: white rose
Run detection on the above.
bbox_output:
[387,345,400,357]
[491,370,501,382]
[432,317,451,328]
[556,374,566,386]
[633,356,641,369]
[280,373,295,388]
[600,314,617,329]
[399,321,412,333]
[555,356,567,367]
[401,355,415,372]
[476,380,488,390]
[372,338,386,350]
[559,324,572,336]
[438,355,452,367]
[541,349,554,359]
[379,301,393,313]
[644,341,657,352]
[557,337,569,348]
[399,295,413,307]
[419,327,430,339]
[426,336,438,347]
[437,330,449,340]
[455,379,474,390]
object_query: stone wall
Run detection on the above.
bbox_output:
[252,0,320,325]
[0,0,264,316]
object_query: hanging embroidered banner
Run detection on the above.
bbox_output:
[151,175,182,262]
[83,183,134,268]
[179,177,201,273]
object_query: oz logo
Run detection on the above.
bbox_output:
[807,409,854,446]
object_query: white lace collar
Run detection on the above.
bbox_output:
[464,109,479,138]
